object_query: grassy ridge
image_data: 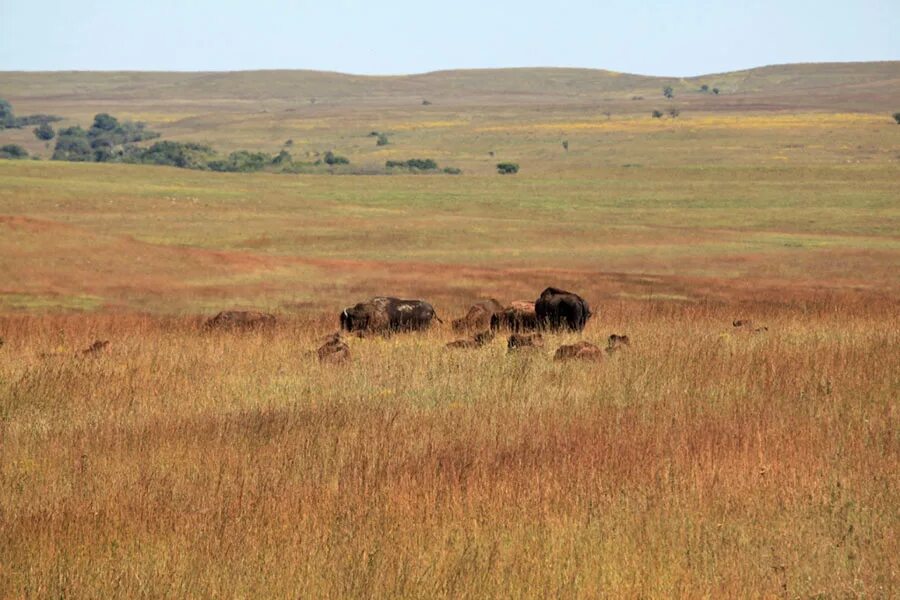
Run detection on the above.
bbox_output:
[1,300,897,597]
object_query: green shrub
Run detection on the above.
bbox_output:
[33,122,55,141]
[52,126,93,161]
[386,158,438,171]
[652,110,663,119]
[376,133,389,146]
[497,162,519,175]
[0,144,28,159]
[893,112,900,124]
[324,151,349,165]
[663,86,674,99]
[442,167,462,175]
[138,141,215,169]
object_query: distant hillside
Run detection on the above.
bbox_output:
[1,62,898,112]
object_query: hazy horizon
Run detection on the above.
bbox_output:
[1,1,897,76]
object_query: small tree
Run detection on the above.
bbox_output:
[663,86,674,99]
[0,99,14,128]
[324,150,349,165]
[34,122,55,141]
[712,88,720,95]
[700,84,709,93]
[669,108,680,118]
[497,162,519,175]
[376,133,389,146]
[893,112,900,124]
[652,110,663,119]
[562,140,569,152]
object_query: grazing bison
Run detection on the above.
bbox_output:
[606,334,630,354]
[446,330,495,350]
[491,300,538,332]
[452,299,504,332]
[317,333,351,364]
[554,341,603,362]
[206,310,276,330]
[340,296,439,334]
[507,332,544,350]
[82,340,109,355]
[535,287,591,331]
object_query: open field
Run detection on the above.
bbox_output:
[1,64,899,597]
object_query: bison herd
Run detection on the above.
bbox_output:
[5,287,768,366]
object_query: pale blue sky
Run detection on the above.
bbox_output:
[1,0,897,75]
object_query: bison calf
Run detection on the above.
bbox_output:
[554,341,603,362]
[317,333,351,365]
[606,334,630,353]
[206,310,276,330]
[446,330,495,350]
[507,332,544,350]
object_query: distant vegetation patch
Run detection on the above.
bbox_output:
[385,158,461,174]
[0,98,62,130]
[0,144,29,160]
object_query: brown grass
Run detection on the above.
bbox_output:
[1,296,897,597]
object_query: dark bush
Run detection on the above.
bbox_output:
[0,99,13,128]
[52,126,93,161]
[324,151,349,165]
[497,162,519,175]
[34,122,55,141]
[712,88,720,95]
[652,110,663,119]
[376,133,389,146]
[442,167,462,175]
[663,86,674,99]
[893,112,900,124]
[273,150,292,165]
[138,141,215,169]
[386,158,438,171]
[700,84,709,93]
[669,108,680,118]
[0,144,28,159]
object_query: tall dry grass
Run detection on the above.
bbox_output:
[1,298,897,598]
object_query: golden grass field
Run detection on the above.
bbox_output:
[1,65,899,597]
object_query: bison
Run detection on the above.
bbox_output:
[340,296,439,335]
[317,333,351,364]
[507,332,544,350]
[606,334,630,354]
[733,320,768,334]
[446,330,495,350]
[452,299,504,333]
[554,341,603,362]
[206,310,276,330]
[535,287,591,331]
[491,300,538,332]
[82,340,109,355]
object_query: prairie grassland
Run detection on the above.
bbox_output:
[1,65,899,597]
[0,298,897,598]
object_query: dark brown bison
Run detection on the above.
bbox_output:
[507,332,544,350]
[491,300,538,332]
[340,297,439,334]
[554,341,603,362]
[535,287,591,331]
[606,334,630,354]
[317,333,351,364]
[206,310,276,330]
[446,330,495,350]
[82,340,109,355]
[452,299,504,332]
